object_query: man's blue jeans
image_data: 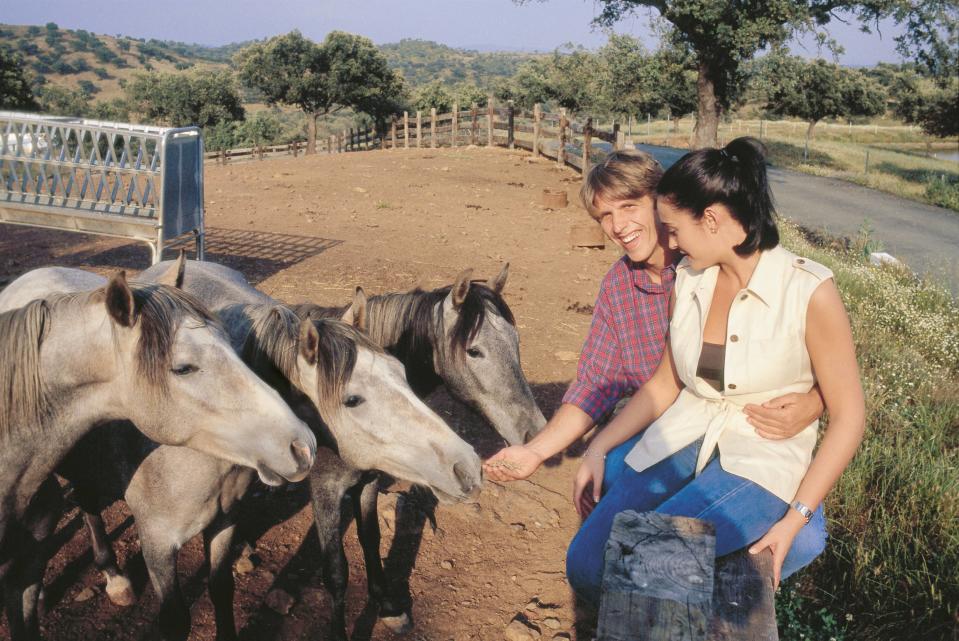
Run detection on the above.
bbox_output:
[567,435,827,607]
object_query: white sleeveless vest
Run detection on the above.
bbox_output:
[624,245,834,502]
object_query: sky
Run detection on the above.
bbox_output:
[1,0,909,67]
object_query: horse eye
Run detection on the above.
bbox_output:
[466,347,483,358]
[171,364,198,376]
[344,395,365,408]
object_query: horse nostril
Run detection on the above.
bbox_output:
[291,439,314,470]
[453,461,476,494]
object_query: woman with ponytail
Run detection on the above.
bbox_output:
[565,137,865,604]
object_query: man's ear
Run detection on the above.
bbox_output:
[155,249,186,289]
[105,271,136,327]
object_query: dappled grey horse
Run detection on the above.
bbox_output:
[66,257,482,641]
[287,264,545,638]
[0,268,315,641]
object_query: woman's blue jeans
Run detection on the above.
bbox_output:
[567,435,827,607]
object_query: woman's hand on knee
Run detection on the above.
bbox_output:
[749,512,805,589]
[572,456,605,519]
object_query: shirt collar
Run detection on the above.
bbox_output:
[628,257,676,293]
[689,246,784,308]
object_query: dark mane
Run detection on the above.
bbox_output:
[0,299,52,439]
[446,281,515,354]
[240,304,301,386]
[288,305,386,422]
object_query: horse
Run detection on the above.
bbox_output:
[62,256,483,641]
[0,268,316,640]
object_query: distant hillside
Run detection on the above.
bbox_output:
[379,38,541,86]
[0,23,230,100]
[0,25,540,104]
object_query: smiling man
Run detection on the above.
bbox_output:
[484,148,829,584]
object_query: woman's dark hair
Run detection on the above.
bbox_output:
[656,136,778,255]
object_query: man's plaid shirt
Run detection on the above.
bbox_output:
[562,256,676,422]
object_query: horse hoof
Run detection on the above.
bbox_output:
[380,611,412,634]
[105,576,136,607]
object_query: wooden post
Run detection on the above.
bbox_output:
[342,130,347,153]
[430,108,437,148]
[487,95,494,147]
[532,103,541,157]
[709,551,779,641]
[349,127,354,152]
[582,116,592,180]
[390,118,397,150]
[612,122,622,150]
[471,103,478,146]
[451,102,459,148]
[507,100,515,149]
[557,108,567,168]
[416,111,422,148]
[403,111,410,149]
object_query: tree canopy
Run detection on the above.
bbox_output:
[236,30,405,152]
[0,48,39,111]
[123,69,244,128]
[765,56,885,140]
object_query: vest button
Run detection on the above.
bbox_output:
[740,294,748,301]
[730,335,739,342]
[727,383,737,390]
[796,258,806,264]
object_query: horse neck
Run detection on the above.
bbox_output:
[1,343,126,518]
[365,290,444,395]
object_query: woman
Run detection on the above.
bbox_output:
[485,147,829,585]
[564,137,864,605]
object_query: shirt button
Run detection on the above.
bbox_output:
[740,294,748,301]
[730,335,739,342]
[727,383,737,390]
[796,258,806,265]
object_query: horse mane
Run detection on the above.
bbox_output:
[0,282,217,439]
[275,305,388,423]
[366,281,515,360]
[0,299,52,440]
[240,304,301,386]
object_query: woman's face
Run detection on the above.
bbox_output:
[656,198,714,270]
[592,194,661,264]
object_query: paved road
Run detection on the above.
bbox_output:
[637,144,959,291]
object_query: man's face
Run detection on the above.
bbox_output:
[592,194,661,263]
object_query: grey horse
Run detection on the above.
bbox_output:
[60,257,482,641]
[0,268,315,640]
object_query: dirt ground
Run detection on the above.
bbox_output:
[0,146,631,641]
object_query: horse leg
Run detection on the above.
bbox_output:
[309,474,354,641]
[203,519,238,641]
[140,531,190,641]
[353,479,412,634]
[80,511,135,606]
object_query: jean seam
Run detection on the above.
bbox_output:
[691,480,755,520]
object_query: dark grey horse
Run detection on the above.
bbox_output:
[63,257,482,641]
[0,269,315,640]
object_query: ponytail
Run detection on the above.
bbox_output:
[656,136,779,255]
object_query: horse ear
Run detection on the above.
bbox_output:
[298,319,319,366]
[490,262,509,295]
[105,271,136,328]
[155,249,186,289]
[348,287,368,333]
[450,268,473,309]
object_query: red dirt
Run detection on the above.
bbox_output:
[0,146,629,641]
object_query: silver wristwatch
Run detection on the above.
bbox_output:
[791,500,813,524]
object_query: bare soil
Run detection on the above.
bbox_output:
[0,146,629,641]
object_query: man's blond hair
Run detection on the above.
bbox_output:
[580,149,664,220]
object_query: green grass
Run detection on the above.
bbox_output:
[776,221,959,641]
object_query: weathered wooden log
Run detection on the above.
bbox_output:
[598,511,779,641]
[532,103,541,157]
[598,512,715,641]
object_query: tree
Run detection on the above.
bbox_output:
[766,57,885,144]
[556,0,941,148]
[510,46,598,112]
[236,31,406,153]
[412,80,453,112]
[892,71,958,137]
[0,48,38,110]
[237,110,282,148]
[38,85,90,117]
[124,70,244,128]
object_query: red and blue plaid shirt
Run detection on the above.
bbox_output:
[562,256,676,422]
